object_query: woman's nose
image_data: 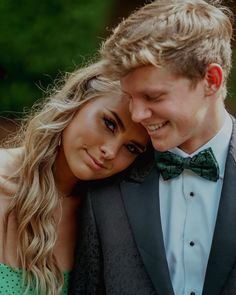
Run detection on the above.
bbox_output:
[100,142,119,160]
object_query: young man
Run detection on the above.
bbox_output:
[70,1,235,294]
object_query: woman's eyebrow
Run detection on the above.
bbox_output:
[132,141,147,151]
[110,111,125,132]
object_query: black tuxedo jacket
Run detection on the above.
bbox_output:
[70,117,236,295]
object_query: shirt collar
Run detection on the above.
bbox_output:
[171,112,233,179]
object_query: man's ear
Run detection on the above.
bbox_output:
[204,63,223,96]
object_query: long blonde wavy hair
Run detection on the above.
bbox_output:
[3,60,121,295]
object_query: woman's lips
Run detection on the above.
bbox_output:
[85,151,106,170]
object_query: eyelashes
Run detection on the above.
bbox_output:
[125,143,143,155]
[103,116,116,133]
[103,115,144,156]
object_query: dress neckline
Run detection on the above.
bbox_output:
[0,262,70,274]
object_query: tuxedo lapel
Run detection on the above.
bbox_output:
[120,166,174,295]
[203,118,236,295]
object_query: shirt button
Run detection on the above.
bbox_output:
[190,192,195,197]
[190,241,195,247]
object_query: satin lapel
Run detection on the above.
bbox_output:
[120,166,174,295]
[203,119,236,295]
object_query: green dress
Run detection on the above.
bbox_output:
[0,263,70,294]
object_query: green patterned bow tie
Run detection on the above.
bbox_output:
[155,147,219,182]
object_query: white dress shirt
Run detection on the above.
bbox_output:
[159,113,233,295]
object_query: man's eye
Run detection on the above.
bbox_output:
[145,93,164,101]
[103,117,116,133]
[125,144,142,155]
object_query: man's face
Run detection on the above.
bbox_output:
[121,65,219,154]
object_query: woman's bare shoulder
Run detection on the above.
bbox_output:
[0,147,24,196]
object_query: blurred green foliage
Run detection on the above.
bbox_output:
[0,0,235,117]
[229,49,236,99]
[225,47,236,116]
[0,0,114,116]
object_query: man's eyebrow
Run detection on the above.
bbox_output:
[110,111,125,132]
[145,90,166,96]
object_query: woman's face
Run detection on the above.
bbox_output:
[56,93,150,182]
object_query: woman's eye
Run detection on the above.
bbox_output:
[103,117,116,133]
[125,143,142,155]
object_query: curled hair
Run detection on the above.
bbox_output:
[4,60,121,294]
[101,0,234,97]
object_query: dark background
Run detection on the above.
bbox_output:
[0,0,235,138]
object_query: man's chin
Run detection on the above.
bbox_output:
[151,141,170,152]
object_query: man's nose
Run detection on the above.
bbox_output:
[129,98,152,123]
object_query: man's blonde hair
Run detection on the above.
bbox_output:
[101,0,233,98]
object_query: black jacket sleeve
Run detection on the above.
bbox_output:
[69,192,105,295]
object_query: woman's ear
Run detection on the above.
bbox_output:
[204,63,223,96]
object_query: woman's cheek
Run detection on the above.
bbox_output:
[116,156,134,172]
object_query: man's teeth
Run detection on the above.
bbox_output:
[147,122,167,131]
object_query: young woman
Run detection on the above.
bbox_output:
[0,61,150,295]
